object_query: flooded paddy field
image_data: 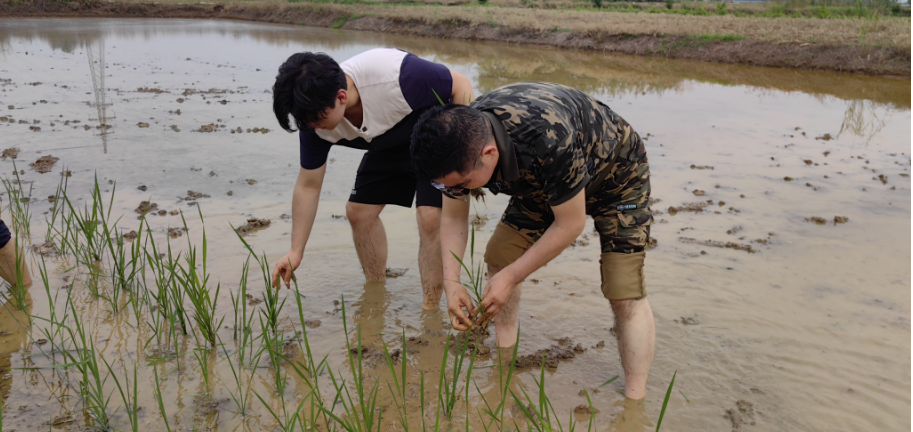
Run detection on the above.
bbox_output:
[0,18,909,431]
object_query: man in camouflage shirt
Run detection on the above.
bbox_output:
[410,82,655,400]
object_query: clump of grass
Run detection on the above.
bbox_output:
[439,331,477,420]
[2,160,33,239]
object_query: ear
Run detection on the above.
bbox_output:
[337,89,347,105]
[481,142,499,159]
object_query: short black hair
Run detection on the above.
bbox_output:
[411,104,492,181]
[272,52,347,133]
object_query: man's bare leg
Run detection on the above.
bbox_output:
[487,265,523,347]
[346,202,387,282]
[610,297,655,400]
[416,206,443,309]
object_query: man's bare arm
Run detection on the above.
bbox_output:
[450,70,474,105]
[272,164,327,288]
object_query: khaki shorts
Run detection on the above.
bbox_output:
[483,129,651,301]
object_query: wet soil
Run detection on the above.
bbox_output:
[1,148,19,160]
[28,155,58,173]
[724,400,757,431]
[449,324,491,356]
[512,337,587,369]
[350,346,401,368]
[134,201,158,216]
[234,217,270,235]
[385,268,407,278]
[678,237,756,253]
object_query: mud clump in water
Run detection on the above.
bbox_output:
[29,155,59,174]
[1,148,19,160]
[137,122,149,128]
[679,237,756,253]
[184,190,210,201]
[171,125,180,132]
[305,319,321,329]
[724,400,757,431]
[783,176,794,181]
[450,324,491,356]
[690,164,714,170]
[834,215,849,224]
[168,227,187,239]
[30,242,55,257]
[573,404,599,415]
[350,346,400,368]
[123,230,138,241]
[245,293,262,306]
[135,201,158,216]
[470,213,489,227]
[137,87,166,94]
[385,268,407,278]
[667,201,711,216]
[815,133,833,141]
[693,189,707,196]
[512,337,586,369]
[805,216,827,225]
[246,179,257,185]
[675,316,699,325]
[137,185,147,192]
[235,218,270,235]
[727,226,743,235]
[331,214,347,220]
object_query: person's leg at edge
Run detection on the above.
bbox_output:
[486,265,522,348]
[416,206,443,309]
[0,238,31,288]
[346,202,387,282]
[610,297,655,400]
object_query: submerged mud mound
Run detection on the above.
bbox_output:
[449,324,491,356]
[235,217,270,235]
[512,337,587,369]
[29,155,58,174]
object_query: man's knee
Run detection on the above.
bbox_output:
[610,298,639,323]
[346,202,382,227]
[416,207,441,238]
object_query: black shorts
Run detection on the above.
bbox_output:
[348,147,442,209]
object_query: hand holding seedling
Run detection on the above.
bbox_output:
[445,284,476,331]
[271,252,301,289]
[476,269,516,327]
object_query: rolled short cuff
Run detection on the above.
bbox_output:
[484,223,534,270]
[600,251,647,300]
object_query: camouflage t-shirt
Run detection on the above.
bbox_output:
[469,82,632,206]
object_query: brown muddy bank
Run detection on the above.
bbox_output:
[2,0,909,76]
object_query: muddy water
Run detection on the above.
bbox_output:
[0,18,909,432]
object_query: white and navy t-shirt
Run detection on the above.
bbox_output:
[299,48,454,170]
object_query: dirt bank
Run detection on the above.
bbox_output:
[2,1,908,76]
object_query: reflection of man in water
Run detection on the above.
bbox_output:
[269,49,474,310]
[411,82,655,400]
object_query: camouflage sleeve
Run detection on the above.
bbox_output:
[540,133,590,206]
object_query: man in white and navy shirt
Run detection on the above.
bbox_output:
[271,48,474,309]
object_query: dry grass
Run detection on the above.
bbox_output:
[215,1,910,49]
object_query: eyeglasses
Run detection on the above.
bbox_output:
[431,181,471,201]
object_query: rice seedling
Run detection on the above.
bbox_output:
[192,348,213,395]
[151,366,174,432]
[509,359,575,432]
[2,160,33,239]
[284,280,335,430]
[105,360,140,432]
[319,296,383,432]
[473,332,520,431]
[381,330,409,431]
[450,227,487,326]
[655,370,677,432]
[220,333,262,416]
[60,298,114,431]
[230,257,253,344]
[231,226,286,337]
[439,330,477,421]
[255,327,309,432]
[43,170,68,246]
[176,208,223,349]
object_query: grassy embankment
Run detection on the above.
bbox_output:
[1,0,910,75]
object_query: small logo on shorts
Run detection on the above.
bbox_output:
[350,189,356,196]
[616,203,637,211]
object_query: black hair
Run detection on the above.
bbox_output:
[411,104,492,181]
[272,52,347,133]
